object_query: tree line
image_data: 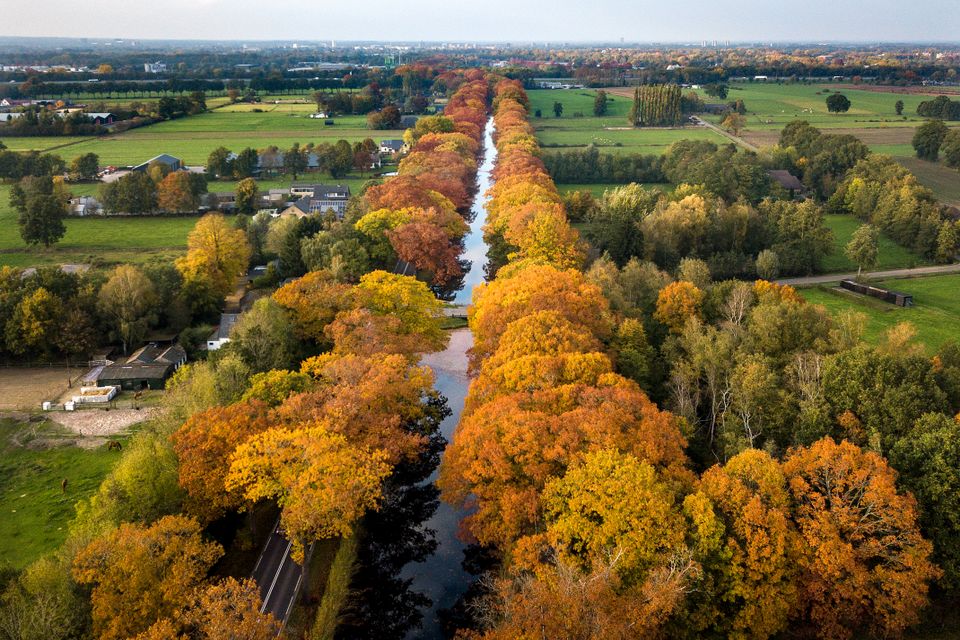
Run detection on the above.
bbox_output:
[436,76,955,640]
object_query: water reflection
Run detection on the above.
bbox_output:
[337,117,498,639]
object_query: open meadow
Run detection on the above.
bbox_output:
[800,273,960,352]
[821,213,929,272]
[0,100,403,167]
[528,89,730,155]
[0,417,124,569]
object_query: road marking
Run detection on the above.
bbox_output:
[260,538,292,614]
[252,519,281,575]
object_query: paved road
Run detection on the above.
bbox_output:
[253,520,303,629]
[777,263,960,287]
[691,116,760,153]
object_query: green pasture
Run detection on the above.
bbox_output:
[0,418,123,570]
[717,82,941,130]
[3,108,400,167]
[820,214,929,273]
[800,273,960,352]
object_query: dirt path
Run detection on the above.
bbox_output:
[778,263,960,287]
[48,408,159,438]
[690,116,760,153]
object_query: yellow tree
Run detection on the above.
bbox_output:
[468,264,612,369]
[353,270,446,353]
[71,515,223,640]
[272,269,354,343]
[654,281,705,334]
[439,375,690,549]
[175,213,251,312]
[783,438,940,639]
[226,423,390,563]
[681,449,797,640]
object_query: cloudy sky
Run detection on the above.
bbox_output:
[3,0,958,42]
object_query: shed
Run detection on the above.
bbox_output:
[97,343,186,390]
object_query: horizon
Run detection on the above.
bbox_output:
[2,0,958,44]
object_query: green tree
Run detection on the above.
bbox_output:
[936,221,958,264]
[229,297,298,372]
[592,90,608,117]
[283,142,308,179]
[69,152,99,181]
[18,193,66,248]
[232,147,259,179]
[845,224,879,279]
[825,93,851,113]
[328,140,354,178]
[913,119,949,161]
[941,128,960,168]
[553,101,563,118]
[755,249,780,280]
[890,412,960,590]
[895,100,905,116]
[235,177,259,214]
[205,146,233,179]
[97,265,157,355]
[100,171,157,214]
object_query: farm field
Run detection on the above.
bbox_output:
[0,183,199,268]
[2,106,402,167]
[528,89,729,155]
[821,213,929,273]
[0,418,122,569]
[800,273,960,352]
[896,156,960,206]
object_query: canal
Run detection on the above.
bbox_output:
[334,118,496,639]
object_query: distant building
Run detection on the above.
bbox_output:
[144,62,168,74]
[206,313,241,351]
[69,196,102,216]
[767,170,806,197]
[0,113,23,123]
[96,343,186,390]
[379,139,405,154]
[132,154,183,173]
[85,112,116,125]
[279,184,352,219]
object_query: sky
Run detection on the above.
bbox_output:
[2,0,959,43]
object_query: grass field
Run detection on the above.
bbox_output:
[0,168,380,268]
[0,418,122,569]
[0,105,403,167]
[821,214,929,273]
[800,273,960,352]
[528,89,729,155]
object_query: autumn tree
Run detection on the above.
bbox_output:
[469,264,612,369]
[353,270,446,353]
[439,376,690,548]
[680,449,797,639]
[283,353,442,464]
[387,221,464,286]
[72,515,223,640]
[235,177,259,214]
[272,269,354,343]
[783,438,940,639]
[158,171,200,213]
[175,213,251,317]
[654,280,704,334]
[170,400,272,523]
[226,423,391,562]
[97,264,157,354]
[4,287,64,357]
[721,112,747,136]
